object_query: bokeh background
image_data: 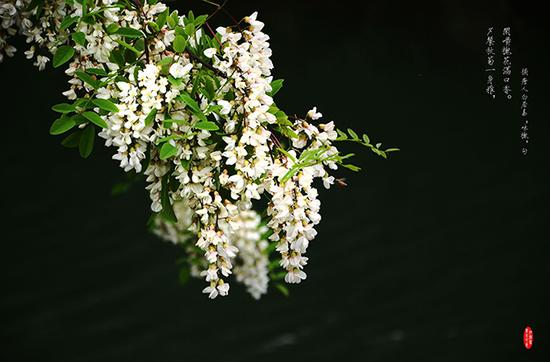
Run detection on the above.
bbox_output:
[1,1,548,361]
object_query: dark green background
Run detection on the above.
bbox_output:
[1,1,548,361]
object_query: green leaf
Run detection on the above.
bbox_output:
[79,124,95,158]
[156,8,169,28]
[92,99,119,113]
[194,121,219,131]
[82,111,108,128]
[184,23,195,37]
[159,142,178,160]
[147,21,159,32]
[53,46,75,68]
[108,48,125,67]
[75,70,99,89]
[166,14,176,29]
[341,163,361,172]
[362,133,370,144]
[114,39,140,55]
[173,35,187,53]
[51,103,76,113]
[385,148,400,153]
[178,92,200,113]
[115,27,143,38]
[160,174,177,223]
[61,130,81,148]
[275,283,290,297]
[144,108,157,127]
[178,267,190,285]
[59,15,79,30]
[105,23,119,35]
[86,67,108,76]
[71,32,86,46]
[336,129,348,140]
[50,115,76,135]
[268,79,284,97]
[348,128,359,140]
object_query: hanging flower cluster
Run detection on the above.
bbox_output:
[0,0,398,299]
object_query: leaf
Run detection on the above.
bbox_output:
[111,182,131,196]
[86,67,107,76]
[114,39,140,55]
[270,271,287,281]
[53,46,75,68]
[184,23,195,37]
[159,142,178,160]
[275,283,290,297]
[204,75,216,100]
[75,70,99,89]
[115,27,143,38]
[194,121,219,131]
[71,32,86,46]
[105,23,119,35]
[61,130,81,148]
[160,174,177,223]
[348,128,359,140]
[341,163,361,172]
[156,8,169,28]
[50,115,76,135]
[144,108,157,127]
[108,48,125,67]
[59,15,79,30]
[79,124,95,158]
[166,14,176,29]
[82,111,108,128]
[268,79,284,97]
[147,21,159,32]
[385,148,400,153]
[173,35,187,53]
[178,267,190,285]
[51,103,76,113]
[362,133,370,145]
[92,99,119,113]
[178,92,200,113]
[280,167,299,183]
[336,129,348,140]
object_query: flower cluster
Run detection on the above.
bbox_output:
[0,0,32,63]
[1,0,397,299]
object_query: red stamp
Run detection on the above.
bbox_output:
[523,326,534,350]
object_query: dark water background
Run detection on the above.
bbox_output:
[1,1,548,361]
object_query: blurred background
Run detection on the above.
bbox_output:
[0,1,548,361]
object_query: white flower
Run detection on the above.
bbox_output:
[307,107,323,120]
[169,62,193,79]
[203,47,216,58]
[218,100,232,115]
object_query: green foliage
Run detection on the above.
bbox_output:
[50,115,76,135]
[52,46,75,68]
[159,142,178,160]
[160,173,177,223]
[114,27,143,38]
[194,120,219,131]
[92,99,119,113]
[335,127,400,159]
[173,35,187,53]
[79,124,95,158]
[82,111,108,128]
[51,103,76,113]
[268,79,284,97]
